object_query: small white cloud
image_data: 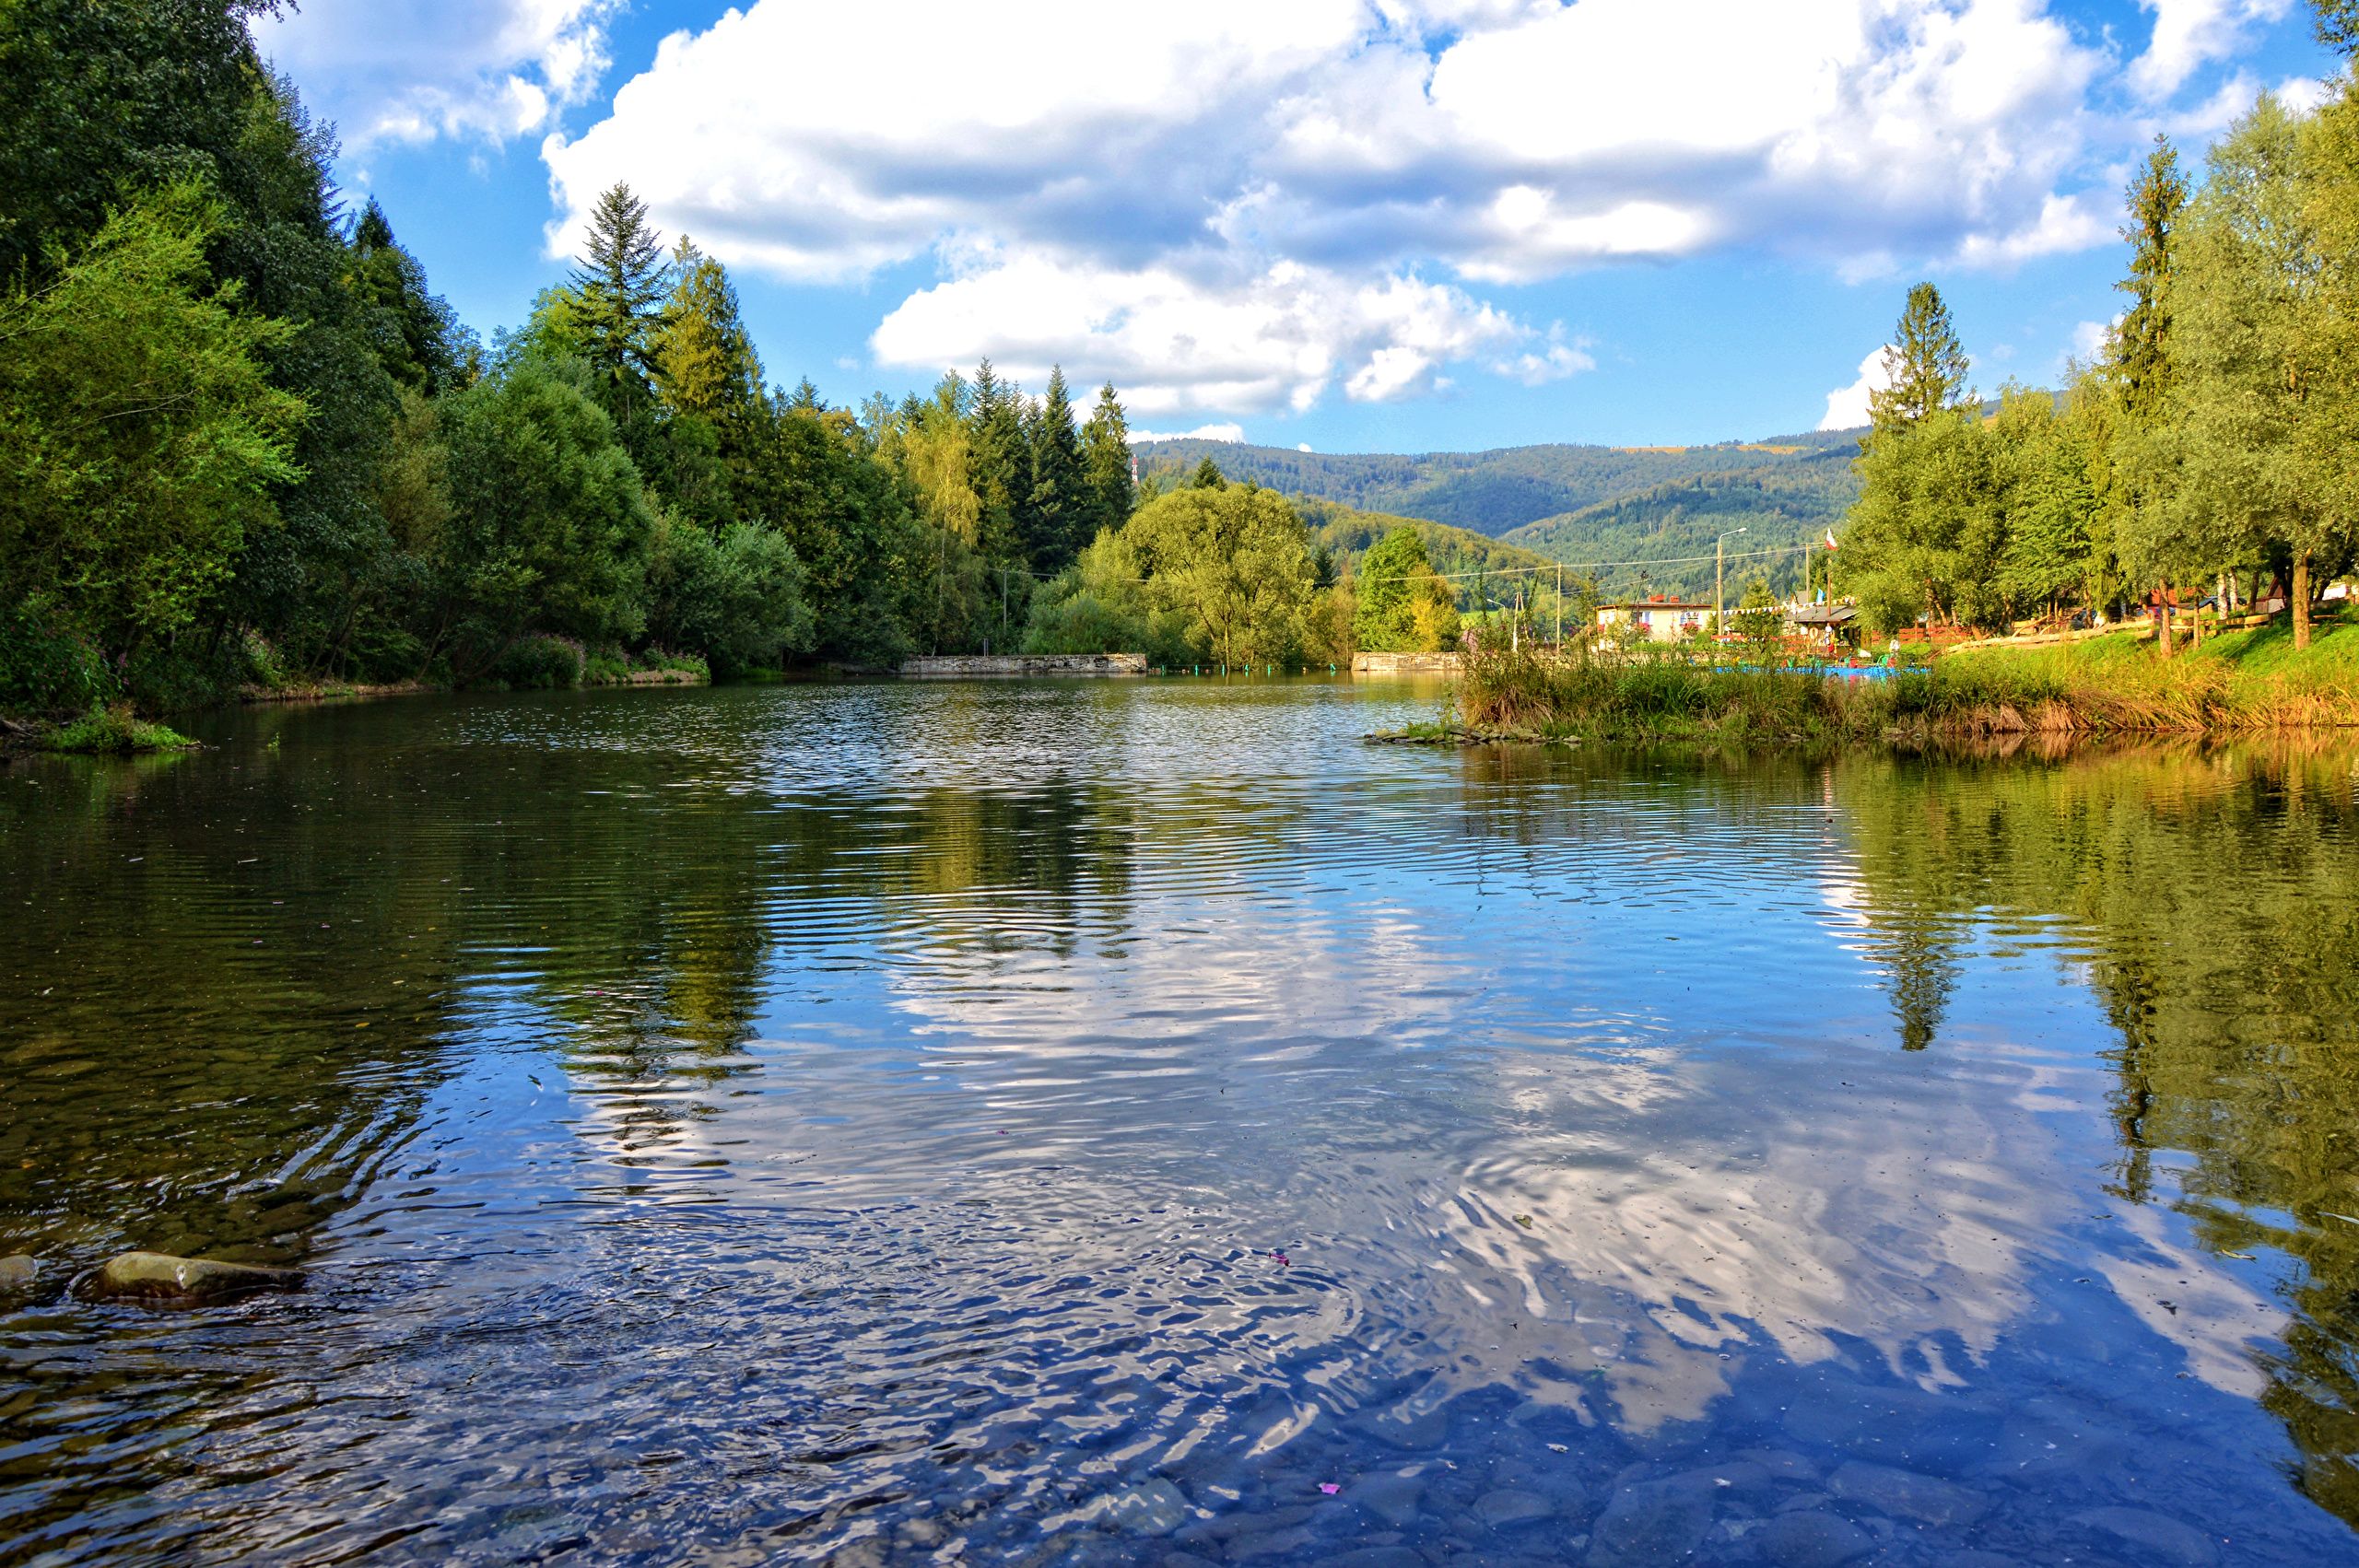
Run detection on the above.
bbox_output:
[1492,324,1597,387]
[1952,193,2112,270]
[1297,442,1314,452]
[1820,346,1893,432]
[2277,75,2333,113]
[2070,319,2112,364]
[2129,0,2293,101]
[1133,424,1247,443]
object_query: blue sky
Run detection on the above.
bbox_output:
[259,1,2340,451]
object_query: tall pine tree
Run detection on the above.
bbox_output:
[1025,366,1086,572]
[1079,381,1133,541]
[966,359,1031,568]
[570,182,668,428]
[2115,137,2188,418]
[1870,283,1971,433]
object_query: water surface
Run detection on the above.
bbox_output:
[4,680,2357,1566]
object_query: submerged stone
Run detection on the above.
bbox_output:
[1083,1478,1189,1536]
[1825,1461,1988,1528]
[0,1256,35,1290]
[2070,1506,2219,1567]
[92,1251,300,1305]
[1586,1473,1716,1566]
[1758,1510,1874,1568]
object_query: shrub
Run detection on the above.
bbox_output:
[485,634,584,690]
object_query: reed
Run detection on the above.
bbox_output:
[1446,612,2359,745]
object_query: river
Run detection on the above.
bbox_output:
[3,679,2356,1566]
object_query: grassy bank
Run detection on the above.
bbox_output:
[1412,610,2359,747]
[4,704,200,755]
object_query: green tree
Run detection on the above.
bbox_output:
[1080,382,1134,539]
[348,198,465,396]
[2170,96,2348,649]
[0,182,307,707]
[1353,526,1461,651]
[427,359,653,680]
[1838,409,2003,633]
[1026,366,1086,572]
[569,182,669,433]
[651,238,763,428]
[1868,283,1972,435]
[966,359,1031,569]
[2116,137,2189,418]
[1122,484,1317,667]
[1994,388,2099,620]
[1192,456,1226,489]
[644,512,812,674]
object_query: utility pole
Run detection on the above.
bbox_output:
[1715,526,1747,656]
[1555,563,1563,648]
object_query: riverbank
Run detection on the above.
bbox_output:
[1397,610,2359,747]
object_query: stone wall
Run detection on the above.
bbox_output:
[1352,651,1462,675]
[901,653,1149,678]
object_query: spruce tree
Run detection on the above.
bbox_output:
[966,360,1031,568]
[347,197,463,394]
[1079,381,1133,539]
[570,182,668,425]
[651,237,764,426]
[1026,366,1086,570]
[1192,456,1226,489]
[2115,137,2188,419]
[1869,283,1971,433]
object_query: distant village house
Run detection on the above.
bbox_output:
[1596,596,1711,643]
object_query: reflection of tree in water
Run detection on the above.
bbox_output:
[1841,742,2359,1525]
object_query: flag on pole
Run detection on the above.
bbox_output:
[1823,528,1839,551]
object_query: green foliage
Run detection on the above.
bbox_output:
[430,359,653,680]
[1353,527,1460,651]
[37,703,196,754]
[1079,382,1134,538]
[0,181,306,700]
[645,512,813,675]
[1121,484,1316,667]
[486,633,586,690]
[1869,283,1972,434]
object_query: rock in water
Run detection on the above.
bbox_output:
[93,1252,300,1304]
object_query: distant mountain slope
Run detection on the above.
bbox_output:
[1137,428,1860,538]
[1292,496,1558,583]
[1501,449,1860,602]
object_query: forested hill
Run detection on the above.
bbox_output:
[1134,428,1862,538]
[1501,446,1860,601]
[1290,497,1557,583]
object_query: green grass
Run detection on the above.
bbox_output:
[1445,608,2359,748]
[37,704,198,754]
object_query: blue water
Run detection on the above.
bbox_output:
[1,678,2354,1566]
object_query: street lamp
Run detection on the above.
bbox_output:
[1715,527,1748,648]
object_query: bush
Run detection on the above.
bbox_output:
[0,596,115,714]
[484,634,584,689]
[40,702,196,753]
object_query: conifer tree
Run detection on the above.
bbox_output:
[966,359,1031,568]
[2115,138,2189,418]
[1192,457,1226,489]
[651,237,763,427]
[1026,366,1086,571]
[1869,283,1971,433]
[1080,381,1133,539]
[570,182,668,426]
[347,197,464,394]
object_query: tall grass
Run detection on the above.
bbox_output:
[1452,614,2359,744]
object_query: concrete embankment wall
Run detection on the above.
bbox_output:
[1352,651,1462,675]
[902,653,1149,678]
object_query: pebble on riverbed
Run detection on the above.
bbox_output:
[88,1251,301,1305]
[0,1255,37,1293]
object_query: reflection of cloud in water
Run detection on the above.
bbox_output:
[847,879,2085,1439]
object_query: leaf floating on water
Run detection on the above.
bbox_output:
[2221,1250,2255,1260]
[1318,1483,1340,1495]
[1272,1250,1291,1268]
[1513,1214,1534,1229]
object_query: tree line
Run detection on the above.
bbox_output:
[1838,20,2359,653]
[1,0,1255,717]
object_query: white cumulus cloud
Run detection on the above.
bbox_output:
[1821,347,1895,431]
[2129,0,2293,101]
[526,0,2286,415]
[256,0,615,146]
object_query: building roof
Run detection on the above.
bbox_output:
[1789,603,1859,626]
[1597,599,1712,613]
